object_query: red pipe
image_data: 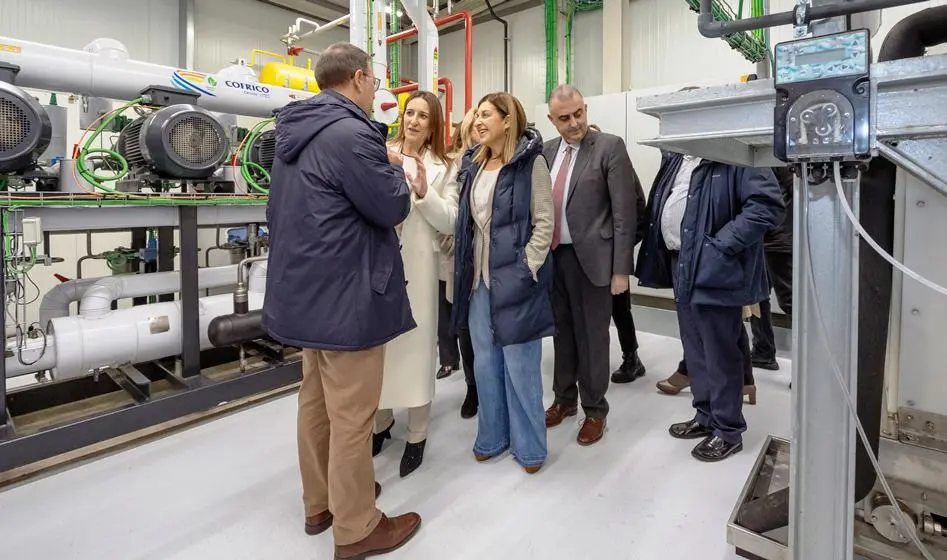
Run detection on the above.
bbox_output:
[388,78,454,143]
[386,11,473,113]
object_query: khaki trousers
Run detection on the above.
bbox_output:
[374,404,431,444]
[298,346,384,545]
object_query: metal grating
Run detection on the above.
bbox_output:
[0,95,30,153]
[257,130,276,170]
[168,116,223,165]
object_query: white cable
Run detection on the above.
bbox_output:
[804,169,936,560]
[833,162,947,297]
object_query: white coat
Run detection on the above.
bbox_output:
[378,147,460,410]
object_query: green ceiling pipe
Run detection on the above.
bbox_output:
[390,3,400,87]
[545,0,558,100]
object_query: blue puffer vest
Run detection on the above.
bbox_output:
[451,128,555,346]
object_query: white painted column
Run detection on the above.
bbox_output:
[372,0,388,86]
[350,0,368,50]
[602,0,624,94]
[400,0,438,92]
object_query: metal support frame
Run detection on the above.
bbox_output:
[157,226,175,302]
[636,52,947,560]
[0,209,7,438]
[0,200,299,476]
[790,169,859,560]
[179,207,201,378]
[0,358,301,473]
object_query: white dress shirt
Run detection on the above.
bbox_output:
[660,155,702,251]
[549,139,581,246]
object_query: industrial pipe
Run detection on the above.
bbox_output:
[234,256,268,314]
[6,265,268,379]
[0,36,314,118]
[208,309,266,347]
[483,0,509,92]
[391,78,454,142]
[38,277,102,328]
[386,12,473,113]
[697,0,927,38]
[79,265,241,319]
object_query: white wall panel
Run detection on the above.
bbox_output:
[0,0,178,64]
[193,0,347,75]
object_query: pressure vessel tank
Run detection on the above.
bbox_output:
[259,62,320,93]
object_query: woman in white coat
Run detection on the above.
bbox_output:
[373,91,460,477]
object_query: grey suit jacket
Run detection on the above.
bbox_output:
[543,129,640,288]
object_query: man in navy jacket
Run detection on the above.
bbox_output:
[636,150,784,462]
[263,43,423,558]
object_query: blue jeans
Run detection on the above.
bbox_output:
[467,281,547,468]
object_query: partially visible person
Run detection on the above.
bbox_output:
[587,125,653,384]
[542,86,641,446]
[749,166,794,370]
[263,42,422,557]
[373,91,461,478]
[452,92,555,473]
[655,165,794,400]
[636,147,783,462]
[434,107,479,420]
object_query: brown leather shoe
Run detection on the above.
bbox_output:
[334,513,422,560]
[656,372,690,395]
[306,482,382,536]
[577,416,606,446]
[545,403,578,428]
[523,464,542,474]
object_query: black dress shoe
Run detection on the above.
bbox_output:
[692,435,743,462]
[436,365,457,380]
[669,418,713,440]
[460,385,478,419]
[751,355,780,371]
[373,421,394,457]
[400,440,426,478]
[611,352,646,383]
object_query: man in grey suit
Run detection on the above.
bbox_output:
[542,85,640,446]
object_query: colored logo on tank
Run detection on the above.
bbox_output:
[172,70,218,97]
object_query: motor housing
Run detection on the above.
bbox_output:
[0,68,52,175]
[118,104,230,179]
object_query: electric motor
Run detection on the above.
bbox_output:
[247,129,277,174]
[117,104,230,179]
[0,81,52,174]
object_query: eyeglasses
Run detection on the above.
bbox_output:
[371,76,381,91]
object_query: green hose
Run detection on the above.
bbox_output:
[239,118,275,194]
[76,98,144,193]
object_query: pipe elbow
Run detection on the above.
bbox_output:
[697,13,723,39]
[80,277,124,318]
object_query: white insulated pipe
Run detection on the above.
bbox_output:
[6,263,268,379]
[37,264,245,327]
[79,265,240,319]
[0,36,315,118]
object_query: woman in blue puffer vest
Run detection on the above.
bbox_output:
[451,92,555,474]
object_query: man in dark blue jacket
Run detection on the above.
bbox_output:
[636,150,784,462]
[263,42,423,558]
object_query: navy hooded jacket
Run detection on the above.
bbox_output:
[451,128,556,346]
[635,151,785,307]
[262,90,416,351]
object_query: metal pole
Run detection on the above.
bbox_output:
[0,209,8,436]
[179,0,195,69]
[790,168,859,560]
[179,207,200,379]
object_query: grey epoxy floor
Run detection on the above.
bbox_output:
[0,330,791,560]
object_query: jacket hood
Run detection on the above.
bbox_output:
[510,127,543,165]
[275,90,375,164]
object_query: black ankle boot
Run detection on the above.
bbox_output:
[610,352,646,383]
[460,386,478,419]
[400,440,426,477]
[372,421,394,457]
